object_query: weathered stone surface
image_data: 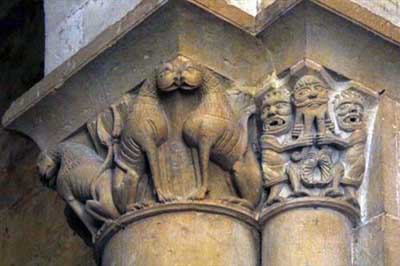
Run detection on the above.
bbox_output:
[0,192,94,266]
[260,2,400,102]
[4,1,400,266]
[101,208,259,266]
[354,215,385,266]
[0,2,95,265]
[44,0,166,74]
[384,215,400,266]
[358,104,383,222]
[262,206,353,266]
[45,0,400,73]
[306,2,400,101]
[258,2,305,78]
[4,1,272,150]
[378,96,400,219]
[355,214,400,266]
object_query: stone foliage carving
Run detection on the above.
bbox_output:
[37,56,263,240]
[256,70,373,208]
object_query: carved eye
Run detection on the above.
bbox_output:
[297,88,310,97]
[161,64,173,73]
[276,103,289,109]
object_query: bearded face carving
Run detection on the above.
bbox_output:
[335,90,364,132]
[291,75,334,140]
[156,56,204,91]
[260,86,292,135]
[292,78,329,109]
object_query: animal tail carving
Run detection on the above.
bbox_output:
[91,105,123,200]
[227,89,257,154]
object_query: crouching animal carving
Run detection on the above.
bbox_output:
[37,142,119,239]
[183,66,262,208]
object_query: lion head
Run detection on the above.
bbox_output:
[156,56,204,92]
[37,151,59,189]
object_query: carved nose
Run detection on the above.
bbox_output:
[174,75,182,84]
[309,92,318,99]
[268,106,277,116]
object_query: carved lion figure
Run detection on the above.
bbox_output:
[182,62,262,207]
[37,142,119,239]
[117,79,171,203]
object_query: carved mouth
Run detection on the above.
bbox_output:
[306,100,326,108]
[159,81,199,91]
[296,99,327,108]
[40,174,56,188]
[180,83,199,91]
[160,85,178,91]
[265,117,288,132]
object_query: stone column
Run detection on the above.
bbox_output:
[4,1,400,265]
[260,198,358,266]
[97,203,259,266]
[254,61,378,266]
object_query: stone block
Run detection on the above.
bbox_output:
[0,191,94,266]
[354,214,400,266]
[384,215,400,266]
[354,215,385,266]
[379,96,400,218]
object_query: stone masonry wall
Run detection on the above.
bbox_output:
[44,0,400,74]
[0,1,94,265]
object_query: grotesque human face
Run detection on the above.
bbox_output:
[293,76,329,109]
[156,56,204,92]
[336,101,364,132]
[260,88,292,135]
[37,153,58,189]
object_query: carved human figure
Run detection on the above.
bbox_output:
[183,64,262,207]
[291,75,335,187]
[318,89,366,205]
[37,142,119,240]
[257,85,313,205]
[292,75,334,139]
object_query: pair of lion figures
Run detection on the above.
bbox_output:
[37,56,263,240]
[37,57,367,240]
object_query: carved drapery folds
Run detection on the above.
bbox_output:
[36,57,377,264]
